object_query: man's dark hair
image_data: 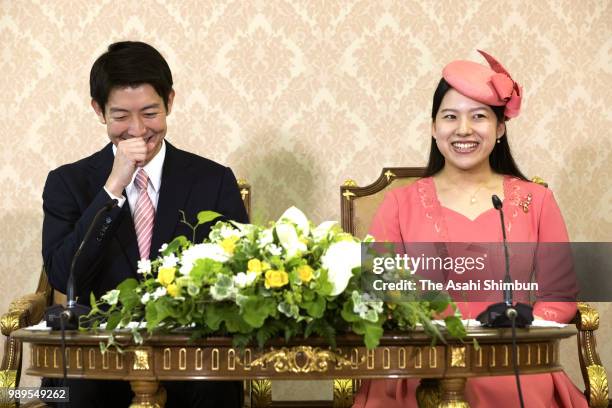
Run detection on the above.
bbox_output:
[90,41,173,114]
[424,78,527,180]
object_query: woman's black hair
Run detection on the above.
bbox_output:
[424,78,527,180]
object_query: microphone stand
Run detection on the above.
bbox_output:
[476,194,533,408]
[476,195,533,328]
[43,199,118,381]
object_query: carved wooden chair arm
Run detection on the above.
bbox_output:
[573,302,609,408]
[1,292,48,337]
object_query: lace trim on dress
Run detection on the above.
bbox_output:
[416,176,524,239]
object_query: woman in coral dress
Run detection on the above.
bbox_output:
[353,51,587,408]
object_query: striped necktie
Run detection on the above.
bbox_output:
[134,169,155,260]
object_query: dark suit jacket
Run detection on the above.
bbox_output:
[42,141,248,303]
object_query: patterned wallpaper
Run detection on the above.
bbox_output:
[1,0,610,390]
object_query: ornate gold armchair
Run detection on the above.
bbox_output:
[0,181,253,408]
[340,167,609,408]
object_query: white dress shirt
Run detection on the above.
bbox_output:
[104,141,166,216]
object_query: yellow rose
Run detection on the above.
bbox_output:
[220,236,239,254]
[167,283,180,298]
[157,267,176,286]
[247,259,262,274]
[297,265,314,283]
[265,270,289,289]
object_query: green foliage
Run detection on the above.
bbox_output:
[85,207,467,351]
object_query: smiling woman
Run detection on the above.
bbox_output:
[353,51,587,408]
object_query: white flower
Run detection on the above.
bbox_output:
[279,206,310,235]
[101,289,120,306]
[179,243,229,275]
[152,286,167,300]
[137,259,151,275]
[257,228,274,247]
[162,253,179,269]
[267,244,283,256]
[233,271,258,288]
[276,223,306,258]
[312,221,337,241]
[141,292,151,304]
[229,220,256,236]
[322,240,361,296]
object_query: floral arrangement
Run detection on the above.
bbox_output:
[85,207,465,350]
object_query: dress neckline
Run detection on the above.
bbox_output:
[429,176,509,222]
[415,175,522,241]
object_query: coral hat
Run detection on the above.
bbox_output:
[442,50,522,119]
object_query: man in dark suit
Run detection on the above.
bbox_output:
[42,41,247,407]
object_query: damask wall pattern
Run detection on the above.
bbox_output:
[1,0,610,389]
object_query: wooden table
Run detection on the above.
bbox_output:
[13,325,577,407]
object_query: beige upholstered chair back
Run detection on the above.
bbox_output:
[340,167,426,238]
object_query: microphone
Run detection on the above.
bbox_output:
[476,195,533,328]
[478,194,532,408]
[45,199,118,330]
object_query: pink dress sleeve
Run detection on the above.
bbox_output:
[369,190,404,242]
[532,189,578,323]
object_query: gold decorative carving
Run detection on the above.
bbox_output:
[75,347,81,369]
[44,346,48,368]
[350,348,360,369]
[429,347,437,368]
[333,379,354,408]
[577,302,599,330]
[212,348,219,370]
[382,348,390,369]
[0,370,17,408]
[88,348,96,369]
[490,346,496,368]
[0,370,16,388]
[243,348,252,370]
[475,348,482,367]
[195,348,203,370]
[102,350,110,370]
[0,311,20,336]
[366,349,375,369]
[438,402,469,408]
[450,346,466,368]
[416,379,441,408]
[503,345,509,367]
[342,190,355,201]
[163,348,171,370]
[117,352,124,369]
[398,347,406,369]
[526,345,531,365]
[178,348,187,371]
[250,379,272,407]
[384,170,396,183]
[240,188,249,201]
[415,347,422,369]
[250,346,353,373]
[228,349,236,371]
[586,364,609,408]
[342,179,357,187]
[133,349,150,371]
